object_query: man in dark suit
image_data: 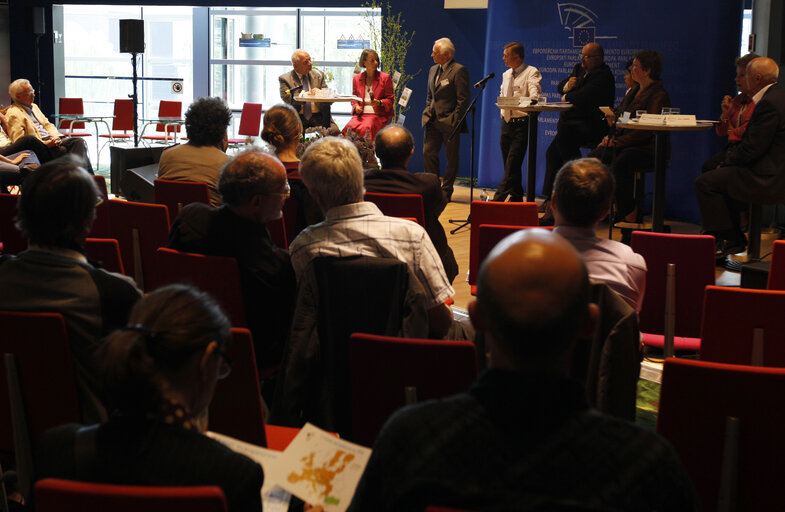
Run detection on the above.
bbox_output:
[422,37,470,202]
[279,49,333,130]
[541,43,615,221]
[695,57,785,259]
[364,125,459,283]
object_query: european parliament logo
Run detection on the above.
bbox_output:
[557,2,616,46]
[573,27,595,47]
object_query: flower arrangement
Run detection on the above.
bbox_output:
[297,126,378,169]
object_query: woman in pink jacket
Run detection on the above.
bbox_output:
[343,49,394,140]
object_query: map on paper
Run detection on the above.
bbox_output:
[267,423,372,512]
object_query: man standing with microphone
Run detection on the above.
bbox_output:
[493,42,541,202]
[422,37,470,202]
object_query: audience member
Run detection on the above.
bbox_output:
[422,37,469,202]
[552,158,646,312]
[168,149,296,369]
[348,229,696,512]
[588,49,670,223]
[290,136,455,339]
[0,157,141,421]
[35,284,264,512]
[279,49,333,130]
[364,125,458,283]
[5,79,93,173]
[702,52,760,173]
[493,41,541,203]
[541,42,614,221]
[343,49,395,140]
[695,56,785,259]
[158,97,232,207]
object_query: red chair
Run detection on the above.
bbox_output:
[92,175,109,199]
[477,224,554,290]
[209,328,267,446]
[141,100,183,144]
[767,239,785,290]
[84,238,125,274]
[34,479,228,512]
[57,97,92,137]
[658,358,785,511]
[630,231,715,351]
[264,425,300,451]
[349,333,478,447]
[699,285,785,366]
[468,202,539,293]
[155,248,246,327]
[0,193,26,254]
[105,200,170,291]
[98,99,134,142]
[227,103,262,146]
[364,192,426,227]
[265,216,288,249]
[154,179,211,220]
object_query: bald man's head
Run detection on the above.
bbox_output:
[473,229,592,369]
[746,57,780,95]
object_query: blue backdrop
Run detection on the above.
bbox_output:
[477,0,743,223]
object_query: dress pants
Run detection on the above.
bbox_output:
[588,146,653,219]
[0,134,52,165]
[300,111,331,131]
[423,121,460,200]
[694,165,748,238]
[48,136,94,174]
[493,117,528,201]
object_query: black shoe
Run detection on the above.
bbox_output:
[715,238,747,260]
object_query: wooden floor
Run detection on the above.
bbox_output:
[439,183,776,314]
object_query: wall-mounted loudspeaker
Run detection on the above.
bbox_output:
[119,19,144,54]
[32,7,46,35]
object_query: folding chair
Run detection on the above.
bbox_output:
[227,103,262,146]
[364,192,426,227]
[154,179,211,220]
[140,100,183,145]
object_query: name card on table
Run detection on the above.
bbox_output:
[664,114,698,126]
[637,114,666,125]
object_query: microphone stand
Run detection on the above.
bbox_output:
[448,80,488,234]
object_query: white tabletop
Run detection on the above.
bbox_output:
[496,102,573,113]
[617,120,715,132]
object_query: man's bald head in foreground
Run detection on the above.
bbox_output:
[469,229,597,372]
[746,57,780,95]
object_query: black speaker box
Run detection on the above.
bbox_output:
[32,7,46,35]
[109,145,164,195]
[121,164,158,204]
[119,19,144,54]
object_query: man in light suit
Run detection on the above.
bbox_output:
[696,57,785,259]
[422,37,470,202]
[279,49,333,131]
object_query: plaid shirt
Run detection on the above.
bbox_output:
[290,201,454,308]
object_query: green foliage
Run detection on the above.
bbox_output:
[360,1,420,123]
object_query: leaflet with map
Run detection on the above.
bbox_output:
[266,423,372,512]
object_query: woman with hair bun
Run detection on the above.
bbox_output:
[261,103,302,175]
[34,284,263,512]
[343,48,395,140]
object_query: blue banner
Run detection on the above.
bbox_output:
[477,0,743,222]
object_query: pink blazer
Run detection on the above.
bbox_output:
[352,71,394,123]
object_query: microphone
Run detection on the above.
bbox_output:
[473,72,495,89]
[284,84,304,95]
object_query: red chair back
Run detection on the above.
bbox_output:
[154,179,211,220]
[767,239,785,290]
[34,478,228,512]
[364,192,426,227]
[265,216,288,249]
[468,201,539,285]
[93,175,109,199]
[630,231,715,339]
[209,328,267,447]
[349,333,478,447]
[0,312,79,453]
[58,97,90,134]
[658,358,785,511]
[699,285,785,366]
[282,194,300,246]
[264,424,300,451]
[154,100,182,133]
[155,248,246,327]
[0,193,26,254]
[237,102,263,137]
[84,238,125,274]
[105,199,170,291]
[112,99,134,132]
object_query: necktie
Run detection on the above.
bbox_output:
[434,66,442,87]
[302,74,312,120]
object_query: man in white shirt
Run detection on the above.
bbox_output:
[493,42,541,202]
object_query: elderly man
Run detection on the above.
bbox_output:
[493,41,541,203]
[5,79,93,173]
[158,97,232,207]
[364,125,458,283]
[695,57,785,259]
[290,136,455,339]
[279,49,333,130]
[541,42,614,221]
[168,150,296,370]
[552,158,646,312]
[0,157,142,422]
[422,37,470,202]
[348,229,696,512]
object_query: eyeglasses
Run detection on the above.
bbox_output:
[580,54,600,60]
[215,347,232,380]
[270,181,291,199]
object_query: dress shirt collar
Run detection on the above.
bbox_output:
[325,201,382,222]
[752,82,776,104]
[553,224,598,240]
[511,63,527,77]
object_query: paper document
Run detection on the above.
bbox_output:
[266,423,372,512]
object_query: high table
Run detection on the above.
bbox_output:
[54,114,114,163]
[140,117,186,144]
[496,102,572,202]
[616,120,714,232]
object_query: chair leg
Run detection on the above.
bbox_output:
[749,204,762,260]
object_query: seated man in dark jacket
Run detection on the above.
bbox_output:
[364,125,459,283]
[168,149,297,370]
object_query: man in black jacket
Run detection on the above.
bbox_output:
[695,57,785,259]
[541,43,615,220]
